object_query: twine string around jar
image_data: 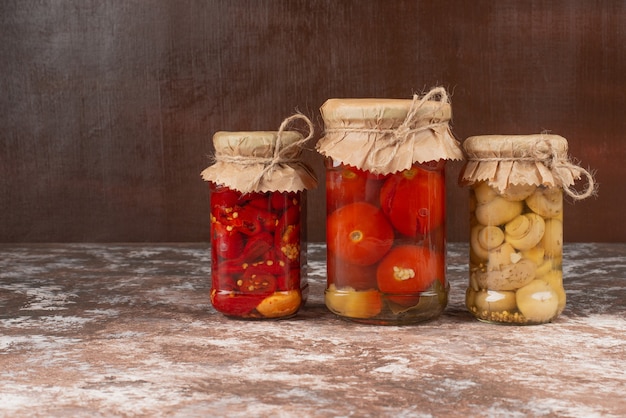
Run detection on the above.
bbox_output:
[469,138,596,200]
[323,87,452,171]
[214,113,315,190]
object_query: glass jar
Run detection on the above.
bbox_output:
[201,118,317,319]
[317,89,464,324]
[461,134,596,324]
[209,184,308,319]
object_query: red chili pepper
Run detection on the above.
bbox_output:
[235,206,277,234]
[240,232,273,262]
[211,188,240,208]
[212,222,244,260]
[245,260,287,277]
[247,194,271,210]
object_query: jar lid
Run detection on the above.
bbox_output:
[461,134,595,199]
[316,88,463,175]
[201,115,318,193]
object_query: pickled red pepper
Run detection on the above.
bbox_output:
[202,114,317,319]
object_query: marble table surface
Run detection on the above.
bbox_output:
[0,242,624,418]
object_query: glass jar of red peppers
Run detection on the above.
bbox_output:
[201,115,317,319]
[317,88,464,324]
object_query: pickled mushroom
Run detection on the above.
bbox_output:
[501,183,536,201]
[475,196,524,226]
[474,258,537,291]
[526,187,563,218]
[515,279,559,322]
[505,213,546,251]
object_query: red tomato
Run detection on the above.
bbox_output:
[327,255,378,290]
[376,245,443,304]
[327,202,394,266]
[327,166,387,211]
[379,164,445,237]
[326,166,368,211]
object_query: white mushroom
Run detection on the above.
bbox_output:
[473,181,499,204]
[475,196,524,226]
[470,225,505,261]
[505,213,546,251]
[526,187,563,218]
[521,246,545,265]
[541,218,563,258]
[501,183,536,201]
[469,289,517,313]
[487,242,517,269]
[474,258,537,291]
[541,270,566,315]
[515,279,559,323]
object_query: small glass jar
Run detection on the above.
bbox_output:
[202,121,317,319]
[461,134,595,325]
[209,184,308,319]
[317,89,464,324]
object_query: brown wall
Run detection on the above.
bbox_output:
[1,0,624,243]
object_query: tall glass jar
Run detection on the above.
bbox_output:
[201,116,317,319]
[317,88,464,324]
[460,134,596,325]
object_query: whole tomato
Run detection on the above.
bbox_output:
[376,245,444,305]
[326,166,368,211]
[327,202,394,266]
[379,164,445,237]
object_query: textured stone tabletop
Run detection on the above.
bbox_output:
[0,243,625,417]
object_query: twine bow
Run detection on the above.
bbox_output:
[468,137,596,200]
[530,138,596,200]
[322,87,452,172]
[214,113,314,191]
[369,87,450,169]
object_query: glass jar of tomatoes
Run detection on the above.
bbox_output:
[317,88,464,324]
[201,116,317,319]
[460,134,596,324]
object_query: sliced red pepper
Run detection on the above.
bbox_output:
[240,232,273,263]
[245,260,287,277]
[236,206,277,234]
[247,194,271,210]
[271,192,299,211]
[229,207,261,235]
[212,222,244,260]
[210,188,240,208]
[240,269,277,296]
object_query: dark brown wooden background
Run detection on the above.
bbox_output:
[1,1,624,243]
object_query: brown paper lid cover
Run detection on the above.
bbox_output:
[316,92,463,175]
[201,131,317,193]
[461,134,594,198]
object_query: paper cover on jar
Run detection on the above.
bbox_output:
[460,134,596,199]
[316,88,464,175]
[201,115,318,193]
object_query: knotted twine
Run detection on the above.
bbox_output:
[318,87,463,174]
[464,135,596,200]
[203,113,317,193]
